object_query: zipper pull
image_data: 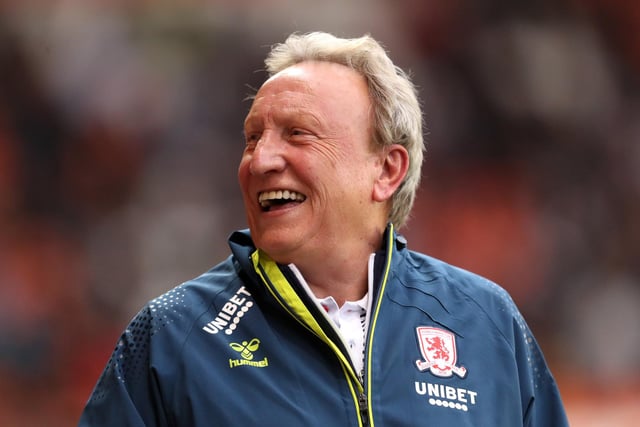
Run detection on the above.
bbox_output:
[358,392,370,427]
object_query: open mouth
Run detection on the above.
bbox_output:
[258,190,306,212]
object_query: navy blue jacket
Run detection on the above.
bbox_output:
[79,226,568,426]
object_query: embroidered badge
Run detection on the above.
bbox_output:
[415,326,467,378]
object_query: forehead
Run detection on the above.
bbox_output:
[266,60,367,94]
[245,61,371,124]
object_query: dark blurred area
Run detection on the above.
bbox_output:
[0,1,638,425]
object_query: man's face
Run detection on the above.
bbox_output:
[239,61,384,264]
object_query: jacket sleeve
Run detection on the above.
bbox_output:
[78,306,168,427]
[514,316,569,427]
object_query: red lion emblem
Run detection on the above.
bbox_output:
[426,336,451,363]
[416,327,466,378]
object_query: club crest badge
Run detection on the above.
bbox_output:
[415,326,467,378]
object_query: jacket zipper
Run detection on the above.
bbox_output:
[358,392,370,427]
[260,265,370,425]
[252,227,397,427]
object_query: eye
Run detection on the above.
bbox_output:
[246,132,261,142]
[288,128,314,143]
[244,132,261,148]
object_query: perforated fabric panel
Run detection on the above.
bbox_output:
[485,280,549,393]
[88,286,187,405]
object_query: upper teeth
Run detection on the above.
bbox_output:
[258,190,305,207]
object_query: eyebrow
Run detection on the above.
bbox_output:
[244,106,323,130]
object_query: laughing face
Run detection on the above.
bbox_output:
[239,61,388,265]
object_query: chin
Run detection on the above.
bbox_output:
[252,230,302,261]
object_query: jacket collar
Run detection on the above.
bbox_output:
[228,224,405,296]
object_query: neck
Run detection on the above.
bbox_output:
[303,260,369,307]
[294,232,384,306]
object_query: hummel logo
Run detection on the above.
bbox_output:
[228,337,269,369]
[230,338,261,360]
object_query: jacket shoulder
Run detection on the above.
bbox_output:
[401,250,514,303]
[397,250,525,345]
[89,258,241,391]
[145,256,243,332]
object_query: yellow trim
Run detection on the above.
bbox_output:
[340,363,365,427]
[251,250,362,391]
[249,228,399,427]
[364,224,395,427]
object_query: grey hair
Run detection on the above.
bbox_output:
[264,31,425,229]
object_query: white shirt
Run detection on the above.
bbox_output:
[288,254,376,378]
[317,294,368,376]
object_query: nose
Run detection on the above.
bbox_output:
[248,132,286,175]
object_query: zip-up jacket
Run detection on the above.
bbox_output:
[79,226,569,426]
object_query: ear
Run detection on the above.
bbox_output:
[372,144,410,202]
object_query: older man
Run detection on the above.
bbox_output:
[79,32,568,426]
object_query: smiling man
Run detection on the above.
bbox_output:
[239,60,407,305]
[79,32,568,427]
